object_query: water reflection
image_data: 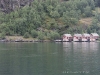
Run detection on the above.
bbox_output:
[63,42,100,75]
[0,42,100,75]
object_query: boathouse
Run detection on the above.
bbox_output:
[73,34,82,42]
[63,34,72,42]
[90,33,99,41]
[82,33,90,42]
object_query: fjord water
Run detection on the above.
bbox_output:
[0,42,100,75]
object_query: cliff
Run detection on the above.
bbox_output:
[0,0,33,13]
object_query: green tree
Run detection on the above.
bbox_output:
[50,11,60,18]
[14,18,27,35]
[87,0,95,10]
[38,31,45,40]
[0,32,6,39]
[0,23,11,35]
[83,6,92,17]
[31,30,38,38]
[49,31,60,40]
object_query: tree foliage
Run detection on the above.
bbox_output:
[0,0,99,40]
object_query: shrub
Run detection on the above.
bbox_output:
[37,31,45,40]
[0,32,6,39]
[31,30,38,38]
[23,32,30,38]
[49,31,60,40]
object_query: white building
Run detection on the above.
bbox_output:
[90,33,99,42]
[63,34,72,42]
[73,34,82,42]
[82,33,90,42]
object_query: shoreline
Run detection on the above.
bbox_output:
[0,36,99,43]
[0,36,51,42]
[0,39,51,42]
[0,39,99,43]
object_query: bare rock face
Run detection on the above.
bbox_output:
[0,0,33,13]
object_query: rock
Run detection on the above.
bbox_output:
[0,0,34,13]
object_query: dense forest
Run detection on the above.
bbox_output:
[0,0,100,40]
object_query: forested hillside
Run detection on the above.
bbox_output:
[0,0,100,40]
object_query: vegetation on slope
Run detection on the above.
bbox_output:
[0,0,100,40]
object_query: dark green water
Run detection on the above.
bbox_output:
[0,42,100,75]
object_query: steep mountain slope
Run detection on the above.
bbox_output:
[0,0,33,13]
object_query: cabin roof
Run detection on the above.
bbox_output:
[63,34,72,37]
[83,33,90,37]
[91,33,99,36]
[74,34,82,37]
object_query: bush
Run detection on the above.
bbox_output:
[31,30,38,38]
[38,31,45,40]
[83,6,92,17]
[49,31,60,40]
[23,32,30,38]
[0,32,6,39]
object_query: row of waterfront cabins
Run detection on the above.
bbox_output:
[63,33,99,42]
